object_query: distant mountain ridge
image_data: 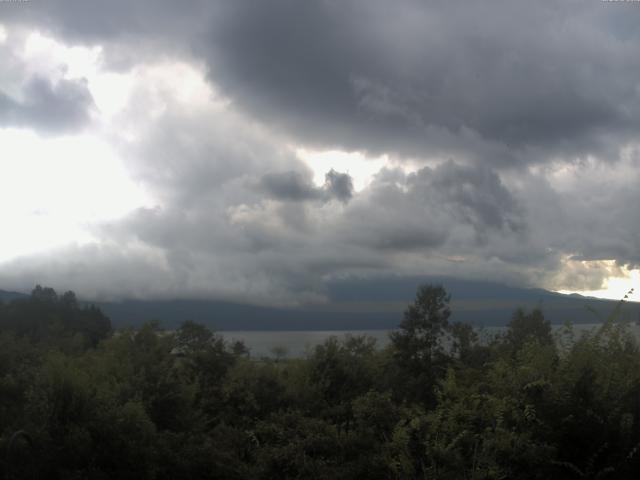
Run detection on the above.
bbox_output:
[0,289,28,302]
[2,278,638,330]
[97,276,640,330]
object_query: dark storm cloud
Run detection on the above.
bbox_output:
[0,75,94,133]
[420,161,525,236]
[337,161,524,253]
[199,0,640,162]
[0,0,207,46]
[324,170,354,203]
[260,169,353,203]
[9,1,640,161]
[260,171,322,201]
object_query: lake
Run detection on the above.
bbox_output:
[221,330,392,357]
[220,322,640,357]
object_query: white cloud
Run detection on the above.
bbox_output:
[0,129,150,262]
[22,30,102,80]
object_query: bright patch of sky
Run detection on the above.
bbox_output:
[0,129,150,262]
[23,31,102,79]
[558,261,639,302]
[0,29,152,262]
[296,148,390,192]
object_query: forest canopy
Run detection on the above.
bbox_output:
[1,284,640,479]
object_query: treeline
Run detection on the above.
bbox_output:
[1,285,640,478]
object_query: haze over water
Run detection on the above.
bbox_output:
[224,322,640,357]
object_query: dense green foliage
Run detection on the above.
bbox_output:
[1,285,640,478]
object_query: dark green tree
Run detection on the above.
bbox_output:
[31,285,58,303]
[390,284,452,405]
[506,308,552,352]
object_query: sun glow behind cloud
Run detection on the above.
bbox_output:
[0,29,212,265]
[296,148,389,191]
[20,30,136,120]
[0,129,150,262]
[0,26,244,276]
[557,261,640,302]
[23,31,102,79]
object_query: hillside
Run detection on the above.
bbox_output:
[3,279,636,330]
[95,277,639,330]
[0,289,28,303]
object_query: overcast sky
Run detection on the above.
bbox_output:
[1,0,639,304]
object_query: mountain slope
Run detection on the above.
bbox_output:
[0,289,28,302]
[96,276,639,330]
[4,278,637,330]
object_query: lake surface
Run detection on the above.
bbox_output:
[222,330,392,357]
[221,323,640,357]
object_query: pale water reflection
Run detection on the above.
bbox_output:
[222,322,640,358]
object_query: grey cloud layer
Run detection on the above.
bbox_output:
[1,1,640,302]
[200,0,640,162]
[260,169,353,203]
[0,33,95,133]
[10,1,640,159]
[0,75,94,133]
